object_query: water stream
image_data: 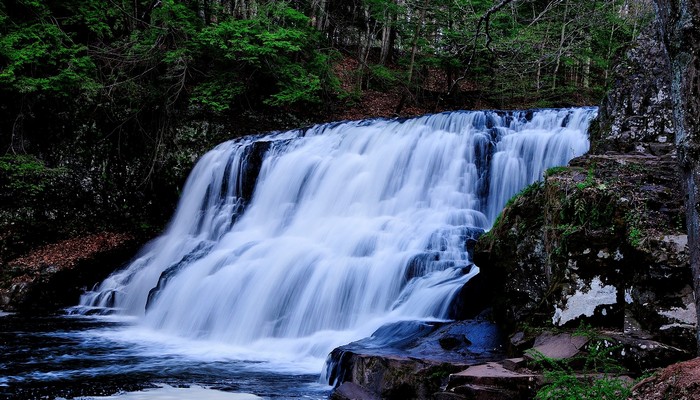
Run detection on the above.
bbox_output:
[1,108,596,399]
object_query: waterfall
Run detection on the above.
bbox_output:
[78,108,595,364]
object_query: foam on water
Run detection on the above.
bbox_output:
[80,384,261,400]
[79,108,596,371]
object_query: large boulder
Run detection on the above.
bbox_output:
[474,153,695,354]
[325,318,506,399]
[591,19,675,155]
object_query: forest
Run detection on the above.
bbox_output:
[0,0,650,255]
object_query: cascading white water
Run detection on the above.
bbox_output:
[79,107,595,365]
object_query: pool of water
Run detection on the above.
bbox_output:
[0,313,330,400]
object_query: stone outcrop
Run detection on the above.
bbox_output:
[474,152,696,354]
[591,19,675,155]
[326,317,506,400]
[473,13,696,357]
[653,0,700,353]
[328,328,686,399]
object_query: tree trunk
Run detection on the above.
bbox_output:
[357,5,374,91]
[552,0,570,90]
[396,0,428,114]
[406,2,427,85]
[653,0,700,354]
[379,10,395,65]
[583,39,591,88]
[312,0,328,32]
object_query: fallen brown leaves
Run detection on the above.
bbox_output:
[632,357,700,400]
[8,232,134,272]
[335,89,429,122]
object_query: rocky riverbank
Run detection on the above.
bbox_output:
[326,14,700,400]
[0,232,141,313]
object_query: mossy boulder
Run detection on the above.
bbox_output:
[475,153,695,353]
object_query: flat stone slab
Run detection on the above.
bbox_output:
[525,332,589,360]
[329,382,380,400]
[502,357,526,372]
[448,362,539,387]
[447,362,541,400]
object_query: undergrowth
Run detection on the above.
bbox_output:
[528,326,632,400]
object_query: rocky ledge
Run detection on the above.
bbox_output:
[475,151,695,353]
[325,315,507,400]
[0,232,142,313]
[327,321,692,399]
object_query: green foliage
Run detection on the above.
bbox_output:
[506,181,544,209]
[0,14,98,95]
[0,154,67,198]
[0,0,654,251]
[628,227,642,247]
[368,64,400,90]
[529,330,631,400]
[625,212,644,248]
[576,167,596,191]
[488,181,543,233]
[191,2,332,111]
[545,167,570,177]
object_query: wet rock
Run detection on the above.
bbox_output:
[448,267,496,320]
[439,334,471,350]
[328,353,461,400]
[329,382,379,400]
[325,318,506,400]
[474,153,695,355]
[146,241,214,310]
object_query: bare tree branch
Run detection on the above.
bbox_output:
[446,0,516,97]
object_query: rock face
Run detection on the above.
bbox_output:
[473,14,697,359]
[475,153,696,354]
[591,19,675,155]
[653,0,700,352]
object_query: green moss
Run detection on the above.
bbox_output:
[628,228,642,247]
[505,181,544,209]
[575,166,596,190]
[624,211,645,248]
[545,166,570,177]
[621,162,645,173]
